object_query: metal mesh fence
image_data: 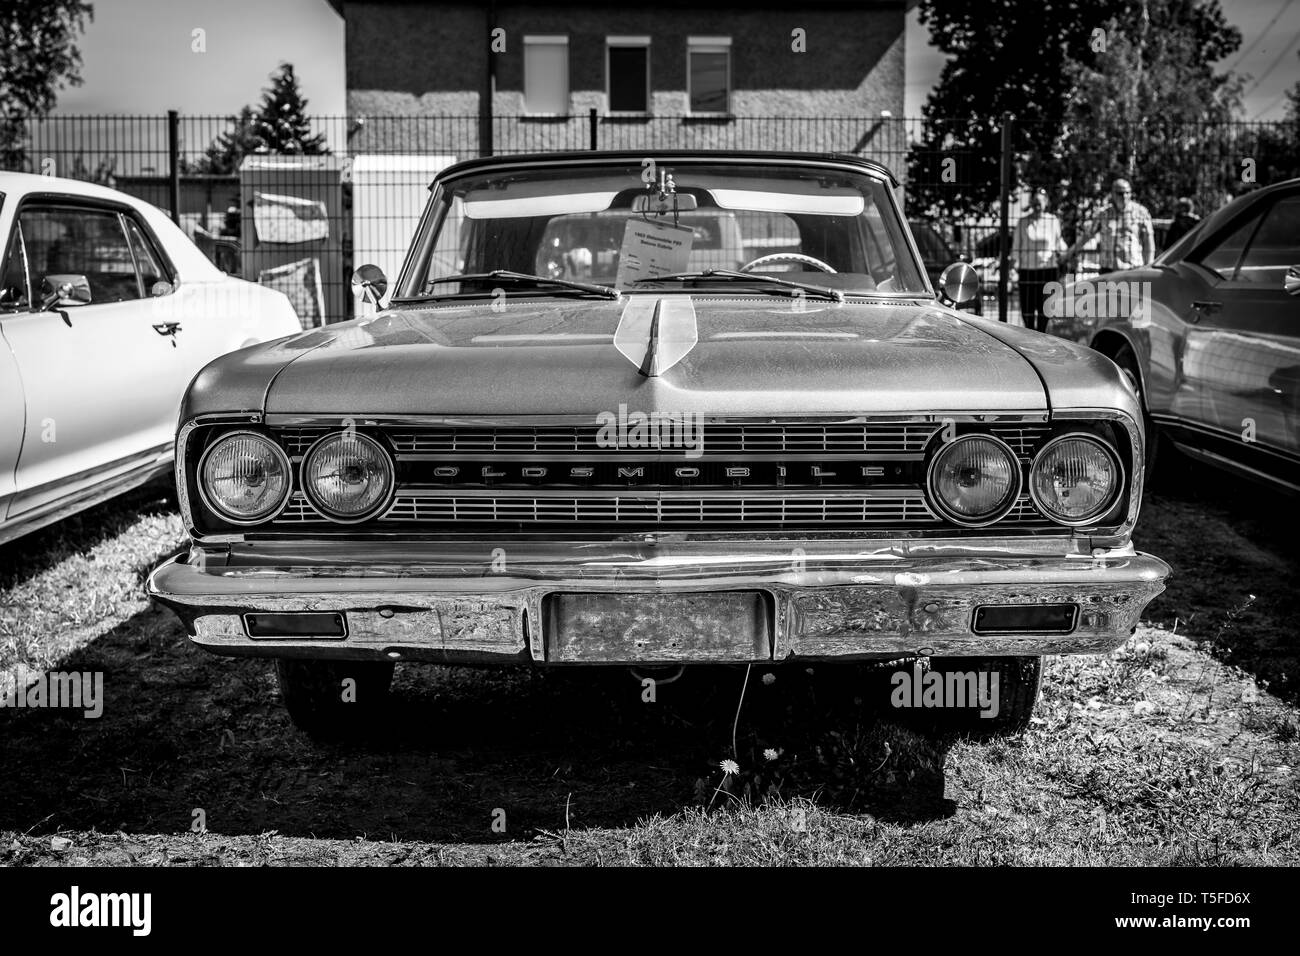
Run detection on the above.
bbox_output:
[4,112,1297,326]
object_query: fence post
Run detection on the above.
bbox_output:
[997,112,1013,323]
[167,110,181,226]
[481,0,496,156]
[589,108,598,150]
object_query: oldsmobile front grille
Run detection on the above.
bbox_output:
[277,422,1049,459]
[267,420,1054,531]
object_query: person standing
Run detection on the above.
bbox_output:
[1012,187,1066,333]
[1163,197,1200,250]
[1063,177,1155,273]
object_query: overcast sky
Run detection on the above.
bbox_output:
[55,0,346,116]
[55,0,1300,122]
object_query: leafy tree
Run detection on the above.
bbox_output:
[67,151,115,184]
[1250,51,1300,193]
[907,0,1243,225]
[1050,0,1244,227]
[0,0,94,169]
[907,0,1124,219]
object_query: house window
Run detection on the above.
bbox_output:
[607,36,650,113]
[524,35,569,114]
[688,37,730,114]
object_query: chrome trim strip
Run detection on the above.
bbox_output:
[208,533,1115,563]
[1152,413,1298,463]
[387,451,928,463]
[389,487,935,500]
[274,492,1048,528]
[0,454,171,547]
[273,420,1050,461]
[1171,443,1300,495]
[264,411,1052,428]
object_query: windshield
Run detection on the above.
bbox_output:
[398,160,928,299]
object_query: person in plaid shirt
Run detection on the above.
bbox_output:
[1063,178,1155,272]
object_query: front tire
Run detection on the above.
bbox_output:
[275,659,394,741]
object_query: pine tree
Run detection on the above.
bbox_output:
[193,105,264,175]
[252,63,327,155]
[191,63,328,174]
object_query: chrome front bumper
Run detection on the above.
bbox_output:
[146,537,1170,664]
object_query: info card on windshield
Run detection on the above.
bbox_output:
[614,217,695,287]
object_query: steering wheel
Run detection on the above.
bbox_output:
[739,252,837,273]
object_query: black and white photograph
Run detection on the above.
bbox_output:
[0,0,1296,929]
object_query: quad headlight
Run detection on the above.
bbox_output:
[1029,433,1122,525]
[198,431,292,524]
[301,431,395,522]
[926,434,1022,526]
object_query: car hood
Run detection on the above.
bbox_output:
[190,295,1053,418]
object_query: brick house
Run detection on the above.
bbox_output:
[328,0,908,157]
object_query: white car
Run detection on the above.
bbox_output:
[0,172,301,545]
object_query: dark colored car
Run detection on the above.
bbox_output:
[1055,178,1299,492]
[147,151,1168,740]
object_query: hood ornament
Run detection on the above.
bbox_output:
[614,296,699,377]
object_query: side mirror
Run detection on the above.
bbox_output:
[1285,265,1299,297]
[351,264,388,306]
[40,274,92,309]
[939,262,979,306]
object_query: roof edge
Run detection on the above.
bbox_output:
[431,150,900,187]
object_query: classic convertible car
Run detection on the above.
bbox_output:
[147,151,1169,739]
[0,172,301,545]
[1050,178,1299,493]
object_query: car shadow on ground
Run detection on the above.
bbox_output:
[0,602,956,843]
[0,478,177,592]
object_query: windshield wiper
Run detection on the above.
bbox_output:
[397,270,621,301]
[631,269,844,302]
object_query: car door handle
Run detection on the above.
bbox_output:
[152,321,182,346]
[1189,300,1221,323]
